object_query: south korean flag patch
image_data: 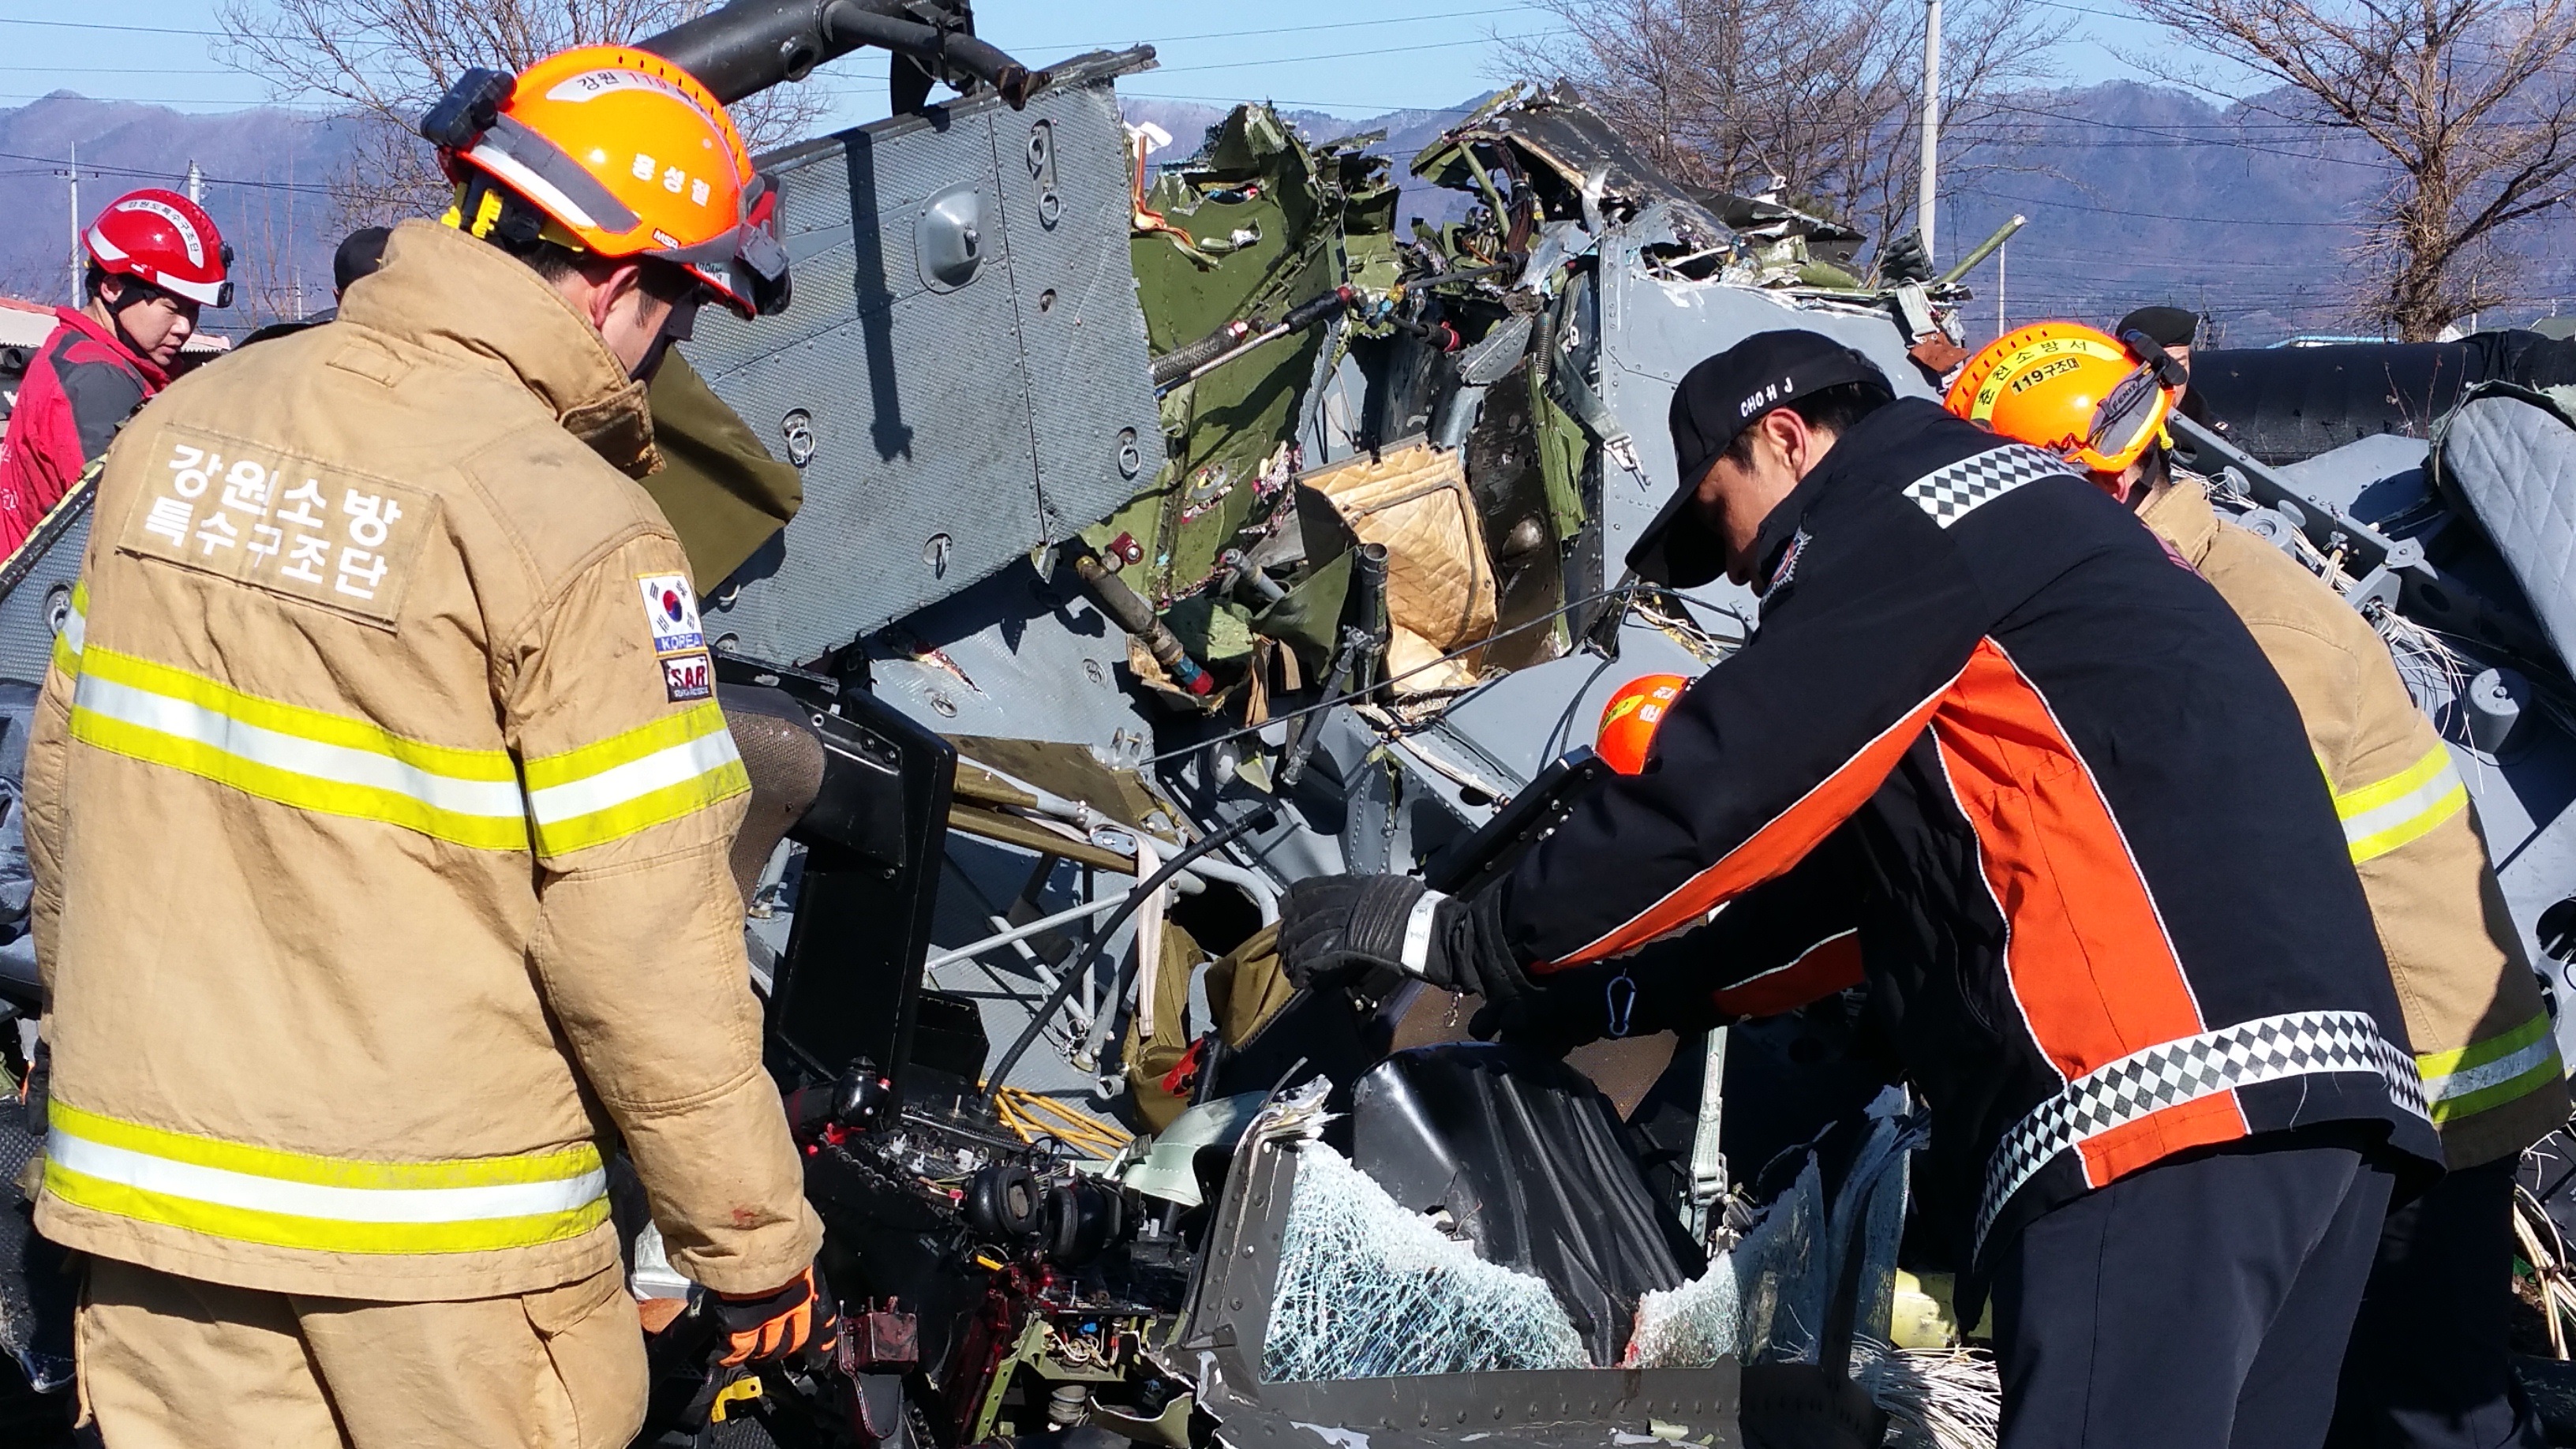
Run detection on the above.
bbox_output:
[638,573,706,654]
[638,572,713,702]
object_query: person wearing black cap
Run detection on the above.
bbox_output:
[1275,328,2440,1447]
[234,225,392,348]
[2117,303,2221,430]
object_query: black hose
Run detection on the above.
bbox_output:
[640,0,1042,108]
[978,804,1279,1107]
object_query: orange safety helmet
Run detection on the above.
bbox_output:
[421,44,788,316]
[1943,322,2181,475]
[1597,673,1690,775]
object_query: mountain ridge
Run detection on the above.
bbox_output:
[1,80,2562,343]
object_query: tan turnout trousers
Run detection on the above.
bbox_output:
[74,1258,648,1449]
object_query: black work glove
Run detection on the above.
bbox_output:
[1278,874,1531,1006]
[713,1264,841,1366]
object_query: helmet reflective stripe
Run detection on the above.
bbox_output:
[113,197,205,267]
[466,115,642,235]
[541,66,694,107]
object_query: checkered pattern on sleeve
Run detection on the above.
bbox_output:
[1901,444,2072,529]
[1975,1009,2430,1249]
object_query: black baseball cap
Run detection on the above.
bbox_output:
[1629,330,1890,587]
[334,226,391,298]
[2116,305,2199,350]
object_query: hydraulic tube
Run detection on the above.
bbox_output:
[1073,554,1212,696]
[1153,286,1357,398]
[639,0,1044,108]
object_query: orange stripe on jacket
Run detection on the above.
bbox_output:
[1711,928,1866,1018]
[1546,669,1963,970]
[1930,639,2228,1184]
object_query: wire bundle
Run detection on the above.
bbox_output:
[989,1086,1133,1160]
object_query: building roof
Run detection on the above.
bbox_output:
[0,294,234,355]
[0,295,55,352]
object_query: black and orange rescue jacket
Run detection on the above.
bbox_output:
[1500,399,2440,1264]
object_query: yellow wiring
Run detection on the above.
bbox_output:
[982,1085,1134,1159]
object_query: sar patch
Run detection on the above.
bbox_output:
[661,649,713,702]
[637,572,705,656]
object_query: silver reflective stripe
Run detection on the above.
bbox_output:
[523,727,739,827]
[2422,1032,2562,1105]
[73,672,526,820]
[1399,889,1450,977]
[2338,750,2465,863]
[45,1129,608,1224]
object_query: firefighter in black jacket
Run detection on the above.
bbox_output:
[1278,330,2441,1449]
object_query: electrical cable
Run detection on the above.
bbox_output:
[979,803,1279,1107]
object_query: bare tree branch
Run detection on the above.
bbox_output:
[1492,0,2068,259]
[215,0,829,233]
[2129,0,2576,337]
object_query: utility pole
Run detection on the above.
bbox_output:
[1919,0,1941,266]
[1997,238,2006,337]
[185,159,203,206]
[59,141,81,307]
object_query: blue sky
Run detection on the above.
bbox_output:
[0,0,2188,124]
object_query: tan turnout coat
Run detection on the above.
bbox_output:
[24,220,820,1301]
[2141,477,2567,1166]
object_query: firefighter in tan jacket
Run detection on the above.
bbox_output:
[1955,322,2569,1449]
[24,47,827,1447]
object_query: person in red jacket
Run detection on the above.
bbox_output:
[0,188,231,559]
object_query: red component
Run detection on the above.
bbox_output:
[848,1298,921,1369]
[1108,531,1145,567]
[86,188,232,308]
[1185,668,1215,696]
[1161,1036,1209,1097]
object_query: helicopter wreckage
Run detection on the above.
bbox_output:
[8,4,2576,1446]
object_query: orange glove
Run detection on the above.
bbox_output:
[713,1265,841,1367]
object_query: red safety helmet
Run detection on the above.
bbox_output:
[85,188,233,309]
[1597,673,1690,775]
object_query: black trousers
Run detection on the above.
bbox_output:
[2329,1152,2544,1449]
[1990,1131,2395,1449]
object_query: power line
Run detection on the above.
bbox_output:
[0,91,337,110]
[1024,6,1547,47]
[1978,98,2393,170]
[0,66,242,75]
[0,16,224,36]
[1151,31,1558,73]
[1126,90,1487,114]
[0,147,336,195]
[1962,188,2363,227]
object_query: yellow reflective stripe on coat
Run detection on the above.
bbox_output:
[2337,744,2468,863]
[42,1101,608,1256]
[522,700,748,856]
[65,644,530,851]
[51,578,86,678]
[2416,1010,2567,1125]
